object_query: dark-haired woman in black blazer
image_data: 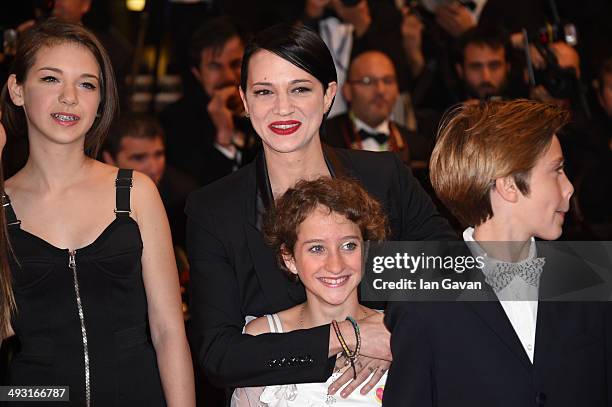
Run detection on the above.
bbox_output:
[186,23,456,399]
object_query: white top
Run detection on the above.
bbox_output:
[231,314,387,407]
[463,227,539,362]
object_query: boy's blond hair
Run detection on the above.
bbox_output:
[430,99,569,227]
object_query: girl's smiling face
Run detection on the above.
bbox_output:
[283,206,363,307]
[8,41,101,149]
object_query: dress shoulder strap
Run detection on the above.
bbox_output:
[264,314,284,333]
[115,168,133,217]
[2,193,21,228]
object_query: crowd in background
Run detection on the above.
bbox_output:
[2,0,612,242]
[1,0,611,404]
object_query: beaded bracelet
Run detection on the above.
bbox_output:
[331,320,357,379]
[345,316,361,360]
[332,317,361,379]
[345,317,361,379]
[331,320,352,358]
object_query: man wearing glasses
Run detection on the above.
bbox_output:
[323,50,432,169]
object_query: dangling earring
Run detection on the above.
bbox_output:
[245,112,250,118]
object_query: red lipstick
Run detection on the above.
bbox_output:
[268,120,301,135]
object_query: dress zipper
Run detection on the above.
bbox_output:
[69,250,91,407]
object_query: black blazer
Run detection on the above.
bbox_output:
[185,146,455,388]
[383,242,612,407]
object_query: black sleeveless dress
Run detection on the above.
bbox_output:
[3,169,166,406]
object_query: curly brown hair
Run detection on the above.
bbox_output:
[264,177,388,275]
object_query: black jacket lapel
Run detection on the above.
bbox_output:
[466,301,533,371]
[244,146,359,311]
[458,242,533,371]
[243,223,300,312]
[322,143,349,179]
[244,152,306,311]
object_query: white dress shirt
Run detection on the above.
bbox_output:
[463,227,539,362]
[319,17,353,118]
[352,116,390,152]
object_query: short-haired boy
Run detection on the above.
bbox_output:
[383,99,611,407]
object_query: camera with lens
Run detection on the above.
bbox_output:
[528,22,577,47]
[532,43,580,99]
[523,20,590,117]
[522,0,588,102]
[523,22,580,100]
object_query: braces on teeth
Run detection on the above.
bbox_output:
[52,113,79,121]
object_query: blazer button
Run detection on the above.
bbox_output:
[536,392,546,406]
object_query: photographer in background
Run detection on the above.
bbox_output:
[401,0,562,113]
[524,40,598,212]
[453,26,516,103]
[159,17,255,186]
[528,42,582,108]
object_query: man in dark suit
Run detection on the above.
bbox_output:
[323,50,433,169]
[383,99,611,406]
[159,17,255,186]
